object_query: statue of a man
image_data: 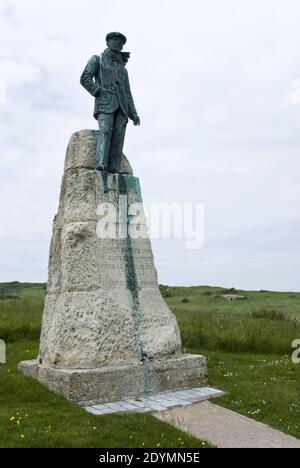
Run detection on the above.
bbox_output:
[80,32,140,173]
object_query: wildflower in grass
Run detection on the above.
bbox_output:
[10,416,15,421]
[20,434,25,439]
[248,409,261,416]
[156,443,160,447]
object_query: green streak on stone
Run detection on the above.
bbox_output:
[118,174,152,395]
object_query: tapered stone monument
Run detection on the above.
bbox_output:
[19,130,207,403]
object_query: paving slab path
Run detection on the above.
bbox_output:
[84,387,224,415]
[155,401,300,448]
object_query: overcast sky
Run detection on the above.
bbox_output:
[0,0,300,291]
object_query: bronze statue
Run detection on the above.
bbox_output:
[80,32,140,173]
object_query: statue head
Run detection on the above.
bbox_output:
[106,32,127,53]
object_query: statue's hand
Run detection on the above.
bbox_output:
[133,115,141,126]
[94,86,115,97]
[94,86,102,97]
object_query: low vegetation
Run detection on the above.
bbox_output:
[0,282,299,446]
[162,285,300,354]
[0,283,211,448]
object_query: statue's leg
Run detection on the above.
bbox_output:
[108,109,128,173]
[96,113,114,170]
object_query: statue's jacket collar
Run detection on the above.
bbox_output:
[101,48,130,68]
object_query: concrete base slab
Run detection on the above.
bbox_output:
[19,353,207,403]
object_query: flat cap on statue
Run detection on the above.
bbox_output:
[106,32,127,45]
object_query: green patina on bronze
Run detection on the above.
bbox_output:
[80,32,140,174]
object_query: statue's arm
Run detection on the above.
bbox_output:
[80,55,101,97]
[125,71,139,121]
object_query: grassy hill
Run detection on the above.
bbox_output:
[0,282,300,447]
[161,284,300,317]
[161,285,300,355]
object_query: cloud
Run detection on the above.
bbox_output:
[0,0,300,290]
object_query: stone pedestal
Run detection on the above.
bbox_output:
[19,130,207,403]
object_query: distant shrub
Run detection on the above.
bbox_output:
[220,288,237,294]
[163,291,172,298]
[0,282,21,300]
[182,298,190,304]
[0,295,20,301]
[251,308,290,321]
[203,291,212,296]
[159,285,173,298]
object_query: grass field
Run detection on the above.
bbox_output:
[0,341,212,448]
[0,282,300,446]
[0,283,211,448]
